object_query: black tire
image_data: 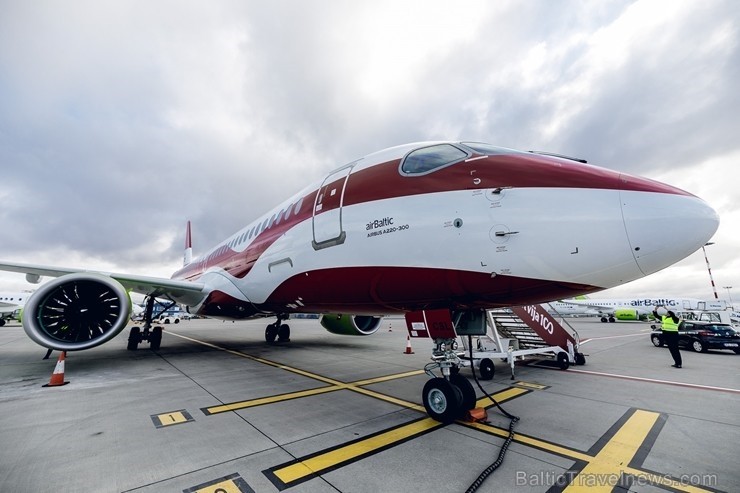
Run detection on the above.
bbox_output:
[450,374,476,413]
[174,318,180,324]
[422,377,462,424]
[608,316,616,323]
[600,317,608,323]
[278,324,291,342]
[479,358,495,380]
[556,352,570,370]
[574,352,586,365]
[150,327,163,350]
[127,327,141,351]
[265,324,278,343]
[0,319,5,327]
[651,335,664,347]
[691,339,706,353]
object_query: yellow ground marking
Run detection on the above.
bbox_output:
[513,381,548,390]
[273,419,440,484]
[269,387,529,487]
[170,331,716,493]
[191,478,242,493]
[465,410,716,493]
[183,473,253,493]
[563,409,658,492]
[151,410,194,428]
[203,369,426,415]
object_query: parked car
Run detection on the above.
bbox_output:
[651,320,740,354]
[154,314,181,324]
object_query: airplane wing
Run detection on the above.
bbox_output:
[0,261,205,299]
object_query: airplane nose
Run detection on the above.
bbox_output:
[620,180,719,276]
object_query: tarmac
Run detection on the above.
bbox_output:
[1,316,738,493]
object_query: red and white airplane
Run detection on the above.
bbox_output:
[0,141,720,348]
[0,141,719,416]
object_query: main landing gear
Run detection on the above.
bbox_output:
[128,296,169,351]
[422,337,476,424]
[265,314,291,344]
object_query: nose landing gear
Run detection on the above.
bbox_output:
[422,338,476,424]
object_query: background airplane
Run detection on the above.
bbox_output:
[0,140,719,421]
[550,296,729,322]
[0,291,31,326]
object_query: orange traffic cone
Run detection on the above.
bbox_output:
[43,351,70,387]
[403,335,414,354]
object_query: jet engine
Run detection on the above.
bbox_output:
[613,309,639,321]
[22,273,131,351]
[319,314,382,336]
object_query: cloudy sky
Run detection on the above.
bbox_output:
[1,0,738,305]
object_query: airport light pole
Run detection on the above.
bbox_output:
[701,242,718,300]
[723,286,734,308]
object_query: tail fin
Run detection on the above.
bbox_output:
[183,221,193,267]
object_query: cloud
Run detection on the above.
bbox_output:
[0,0,737,300]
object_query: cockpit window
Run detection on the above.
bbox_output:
[460,142,523,156]
[400,144,469,175]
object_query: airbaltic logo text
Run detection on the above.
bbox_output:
[366,217,394,230]
[630,299,678,307]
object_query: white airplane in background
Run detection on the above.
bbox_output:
[0,291,32,326]
[0,140,719,422]
[550,297,728,322]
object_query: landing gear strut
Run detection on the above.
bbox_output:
[265,314,290,344]
[422,337,476,424]
[128,296,168,351]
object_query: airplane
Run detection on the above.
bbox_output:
[550,296,728,322]
[0,140,719,422]
[0,291,32,326]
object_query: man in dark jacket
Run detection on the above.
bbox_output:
[653,306,682,368]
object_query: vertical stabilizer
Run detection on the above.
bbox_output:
[183,221,193,266]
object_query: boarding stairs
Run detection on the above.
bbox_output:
[459,304,584,379]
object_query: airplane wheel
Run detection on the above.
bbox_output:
[127,327,140,351]
[479,358,495,380]
[278,324,291,342]
[265,324,278,343]
[150,327,162,350]
[422,377,462,424]
[574,352,586,365]
[450,374,476,413]
[0,319,5,327]
[557,352,570,370]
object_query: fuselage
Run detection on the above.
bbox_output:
[170,141,719,318]
[551,298,728,316]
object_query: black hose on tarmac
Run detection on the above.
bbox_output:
[464,335,520,493]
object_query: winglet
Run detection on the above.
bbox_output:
[183,221,193,266]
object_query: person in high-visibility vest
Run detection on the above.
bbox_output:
[653,305,682,368]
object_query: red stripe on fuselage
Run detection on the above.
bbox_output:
[255,266,601,315]
[172,150,689,285]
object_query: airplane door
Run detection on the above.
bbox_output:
[312,162,355,250]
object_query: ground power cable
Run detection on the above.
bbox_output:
[464,334,520,493]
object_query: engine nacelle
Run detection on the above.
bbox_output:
[320,314,382,336]
[22,273,131,351]
[613,309,639,321]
